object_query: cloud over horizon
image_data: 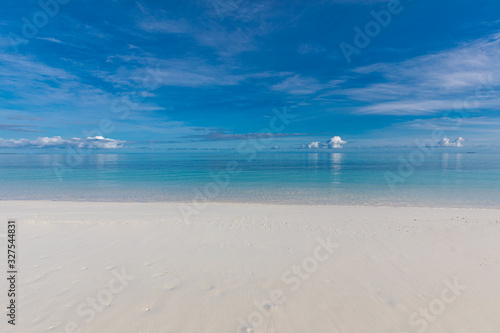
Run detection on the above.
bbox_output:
[438,137,464,147]
[306,136,347,149]
[0,136,126,149]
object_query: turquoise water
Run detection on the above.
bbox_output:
[0,148,499,208]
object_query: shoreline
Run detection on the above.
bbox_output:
[1,198,499,211]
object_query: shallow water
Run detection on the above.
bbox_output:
[0,148,499,208]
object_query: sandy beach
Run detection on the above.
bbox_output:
[1,201,499,333]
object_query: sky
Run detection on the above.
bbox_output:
[1,0,500,149]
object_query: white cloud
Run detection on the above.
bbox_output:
[0,52,124,117]
[0,35,28,48]
[356,100,454,115]
[327,136,347,148]
[35,37,63,44]
[298,43,325,55]
[307,141,320,149]
[305,136,347,149]
[271,75,343,95]
[136,2,270,57]
[0,136,126,149]
[208,1,271,22]
[438,137,464,147]
[194,27,258,57]
[398,116,500,130]
[138,19,190,34]
[98,56,247,88]
[341,32,500,115]
[272,75,322,95]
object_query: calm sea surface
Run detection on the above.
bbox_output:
[1,148,499,208]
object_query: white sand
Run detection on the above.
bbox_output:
[1,201,499,333]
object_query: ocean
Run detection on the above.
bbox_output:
[1,147,499,208]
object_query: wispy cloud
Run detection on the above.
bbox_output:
[272,75,323,95]
[0,51,171,128]
[210,0,270,20]
[194,27,259,57]
[342,32,500,115]
[138,19,190,34]
[298,43,326,55]
[357,100,454,115]
[135,1,191,34]
[0,52,108,109]
[272,75,343,95]
[35,37,63,44]
[136,1,271,57]
[7,116,45,121]
[0,124,45,133]
[0,36,28,48]
[397,116,500,130]
[328,0,389,3]
[188,130,307,141]
[98,56,247,88]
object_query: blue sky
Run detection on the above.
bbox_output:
[1,0,500,149]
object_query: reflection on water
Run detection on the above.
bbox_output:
[330,153,342,185]
[96,154,119,168]
[330,153,342,170]
[441,153,463,172]
[456,153,462,171]
[441,153,449,170]
[308,153,319,171]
